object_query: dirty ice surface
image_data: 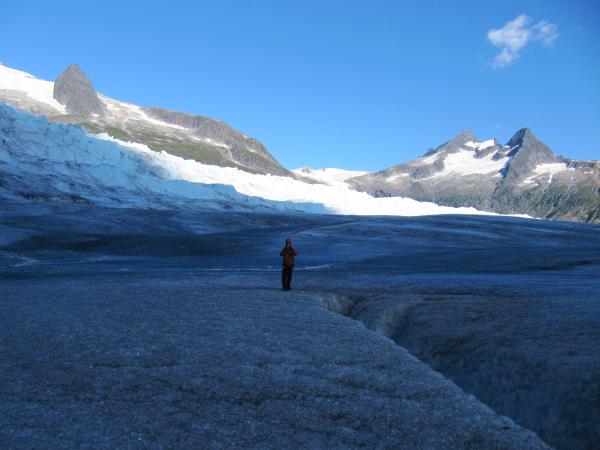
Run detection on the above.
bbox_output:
[1,202,599,449]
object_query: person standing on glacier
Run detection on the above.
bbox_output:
[280,238,298,291]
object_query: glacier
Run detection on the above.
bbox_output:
[1,203,598,449]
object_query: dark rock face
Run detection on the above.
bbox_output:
[348,129,600,223]
[501,129,560,181]
[53,64,106,117]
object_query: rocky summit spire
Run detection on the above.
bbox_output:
[501,128,559,180]
[53,64,106,117]
[506,128,538,149]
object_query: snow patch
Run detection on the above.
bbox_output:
[292,167,368,186]
[0,64,66,112]
[197,137,229,149]
[418,149,509,180]
[465,140,495,150]
[97,95,187,130]
[477,139,496,150]
[386,173,409,183]
[415,153,440,165]
[521,163,574,186]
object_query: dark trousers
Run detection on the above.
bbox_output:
[282,266,293,290]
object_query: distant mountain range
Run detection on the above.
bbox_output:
[0,63,598,222]
[348,130,599,222]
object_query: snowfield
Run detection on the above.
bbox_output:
[416,149,510,180]
[0,64,66,113]
[521,162,575,186]
[465,139,495,150]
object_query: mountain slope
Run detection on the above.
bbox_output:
[0,63,292,177]
[348,129,600,222]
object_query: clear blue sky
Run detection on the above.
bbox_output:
[1,0,598,170]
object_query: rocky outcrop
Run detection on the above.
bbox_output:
[53,64,107,117]
[143,107,289,176]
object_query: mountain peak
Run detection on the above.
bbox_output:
[446,129,481,148]
[454,129,479,142]
[62,64,85,77]
[53,64,106,117]
[501,128,559,180]
[506,128,537,148]
[427,129,480,156]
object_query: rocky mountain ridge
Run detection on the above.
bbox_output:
[348,129,599,222]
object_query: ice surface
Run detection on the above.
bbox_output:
[1,203,598,448]
[0,277,549,449]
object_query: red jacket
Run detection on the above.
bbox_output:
[280,246,298,267]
